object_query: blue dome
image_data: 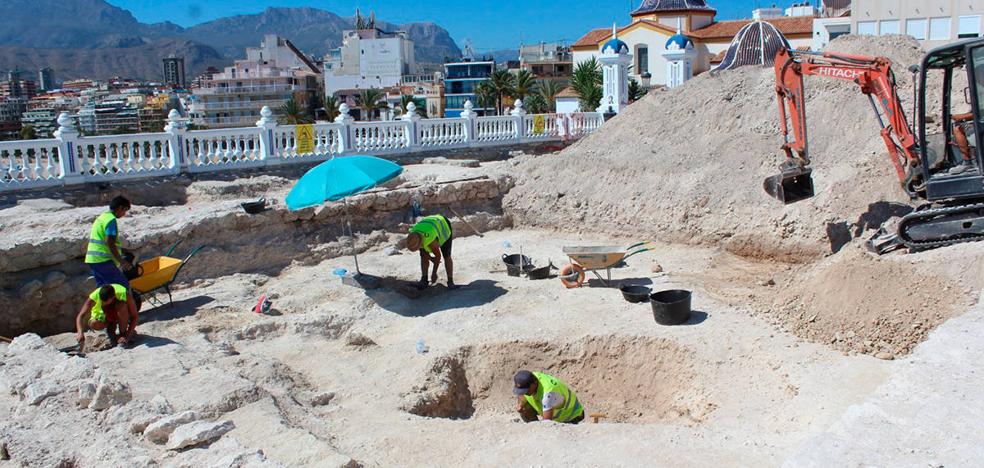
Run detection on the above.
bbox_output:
[665,33,692,50]
[603,38,629,54]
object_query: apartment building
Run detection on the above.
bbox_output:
[853,0,983,48]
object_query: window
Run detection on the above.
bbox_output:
[880,20,899,35]
[906,18,927,40]
[637,47,649,74]
[857,21,877,35]
[929,18,950,41]
[959,15,981,38]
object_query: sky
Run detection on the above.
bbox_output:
[108,0,769,52]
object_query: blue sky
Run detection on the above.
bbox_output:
[109,0,778,51]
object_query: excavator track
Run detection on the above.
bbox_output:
[898,202,984,251]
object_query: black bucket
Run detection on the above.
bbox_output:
[764,167,814,205]
[619,285,651,303]
[241,197,267,214]
[650,289,692,325]
[502,254,533,277]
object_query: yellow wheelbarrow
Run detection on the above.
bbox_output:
[129,241,204,308]
[560,242,654,288]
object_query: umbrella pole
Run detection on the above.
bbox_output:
[345,201,360,275]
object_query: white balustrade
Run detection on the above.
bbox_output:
[474,116,517,143]
[183,128,264,172]
[417,118,467,148]
[1,105,604,193]
[75,133,175,181]
[351,121,410,153]
[0,139,62,190]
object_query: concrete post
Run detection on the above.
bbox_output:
[53,112,84,185]
[335,103,354,154]
[510,99,526,143]
[402,101,421,147]
[255,106,278,162]
[460,100,476,144]
[164,109,188,171]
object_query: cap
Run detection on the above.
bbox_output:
[513,370,535,395]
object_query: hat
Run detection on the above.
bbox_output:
[513,370,536,395]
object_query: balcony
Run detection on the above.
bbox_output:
[195,84,297,95]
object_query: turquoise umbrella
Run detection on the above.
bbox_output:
[286,155,403,210]
[286,156,403,277]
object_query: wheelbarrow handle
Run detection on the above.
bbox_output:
[621,247,653,261]
[625,241,654,251]
[165,240,183,257]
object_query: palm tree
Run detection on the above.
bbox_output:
[514,69,537,101]
[279,97,313,125]
[324,95,340,121]
[399,95,428,117]
[475,81,497,115]
[571,57,603,112]
[537,80,564,112]
[488,69,516,114]
[628,78,647,102]
[356,88,386,121]
[19,124,37,140]
[355,8,376,30]
[523,93,549,114]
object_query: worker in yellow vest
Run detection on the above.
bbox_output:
[513,370,585,424]
[406,214,459,289]
[74,283,140,351]
[84,196,132,288]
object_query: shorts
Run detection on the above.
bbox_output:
[88,261,129,288]
[439,215,453,258]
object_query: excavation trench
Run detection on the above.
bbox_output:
[403,336,716,424]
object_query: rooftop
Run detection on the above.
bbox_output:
[689,16,813,40]
[632,0,716,16]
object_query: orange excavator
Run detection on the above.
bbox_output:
[766,38,984,252]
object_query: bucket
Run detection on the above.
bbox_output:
[619,285,651,303]
[502,254,533,277]
[650,289,692,325]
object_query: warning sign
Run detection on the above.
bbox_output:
[532,115,546,135]
[296,124,315,154]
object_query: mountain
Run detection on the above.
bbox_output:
[0,1,461,81]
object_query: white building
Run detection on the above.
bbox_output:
[324,28,416,96]
[852,0,984,48]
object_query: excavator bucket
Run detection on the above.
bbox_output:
[764,166,815,204]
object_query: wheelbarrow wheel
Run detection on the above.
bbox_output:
[559,264,585,289]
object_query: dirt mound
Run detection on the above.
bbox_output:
[403,336,716,424]
[504,34,927,261]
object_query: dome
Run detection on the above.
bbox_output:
[665,33,692,50]
[603,37,630,54]
[714,20,791,71]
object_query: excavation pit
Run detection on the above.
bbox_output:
[403,336,716,424]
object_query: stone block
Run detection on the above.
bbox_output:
[24,380,61,405]
[166,420,235,451]
[144,410,201,444]
[88,380,132,411]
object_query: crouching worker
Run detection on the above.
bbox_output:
[513,370,585,424]
[75,283,140,351]
[405,214,459,290]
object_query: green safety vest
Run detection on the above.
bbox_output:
[409,215,451,254]
[524,372,584,422]
[88,283,127,322]
[85,211,122,265]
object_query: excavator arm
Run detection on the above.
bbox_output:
[766,48,923,204]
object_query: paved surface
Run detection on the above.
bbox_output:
[786,292,984,467]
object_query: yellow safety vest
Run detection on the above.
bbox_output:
[85,211,122,265]
[409,215,451,254]
[524,372,584,422]
[88,283,127,322]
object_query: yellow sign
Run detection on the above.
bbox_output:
[296,124,315,154]
[533,115,546,135]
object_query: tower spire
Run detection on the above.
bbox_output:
[612,22,618,39]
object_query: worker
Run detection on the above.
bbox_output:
[405,214,458,289]
[74,283,140,351]
[949,61,984,175]
[85,196,133,288]
[513,370,585,424]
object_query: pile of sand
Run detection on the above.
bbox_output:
[505,35,980,356]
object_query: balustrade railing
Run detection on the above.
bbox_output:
[1,102,605,193]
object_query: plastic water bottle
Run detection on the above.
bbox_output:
[332,268,348,278]
[502,241,512,249]
[416,339,427,354]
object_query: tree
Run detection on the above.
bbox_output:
[19,125,36,140]
[571,57,603,112]
[475,81,497,115]
[355,8,375,30]
[356,88,386,121]
[523,93,549,114]
[399,95,427,118]
[537,80,564,112]
[324,95,340,121]
[628,78,648,102]
[488,69,516,114]
[279,97,313,125]
[514,69,537,101]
